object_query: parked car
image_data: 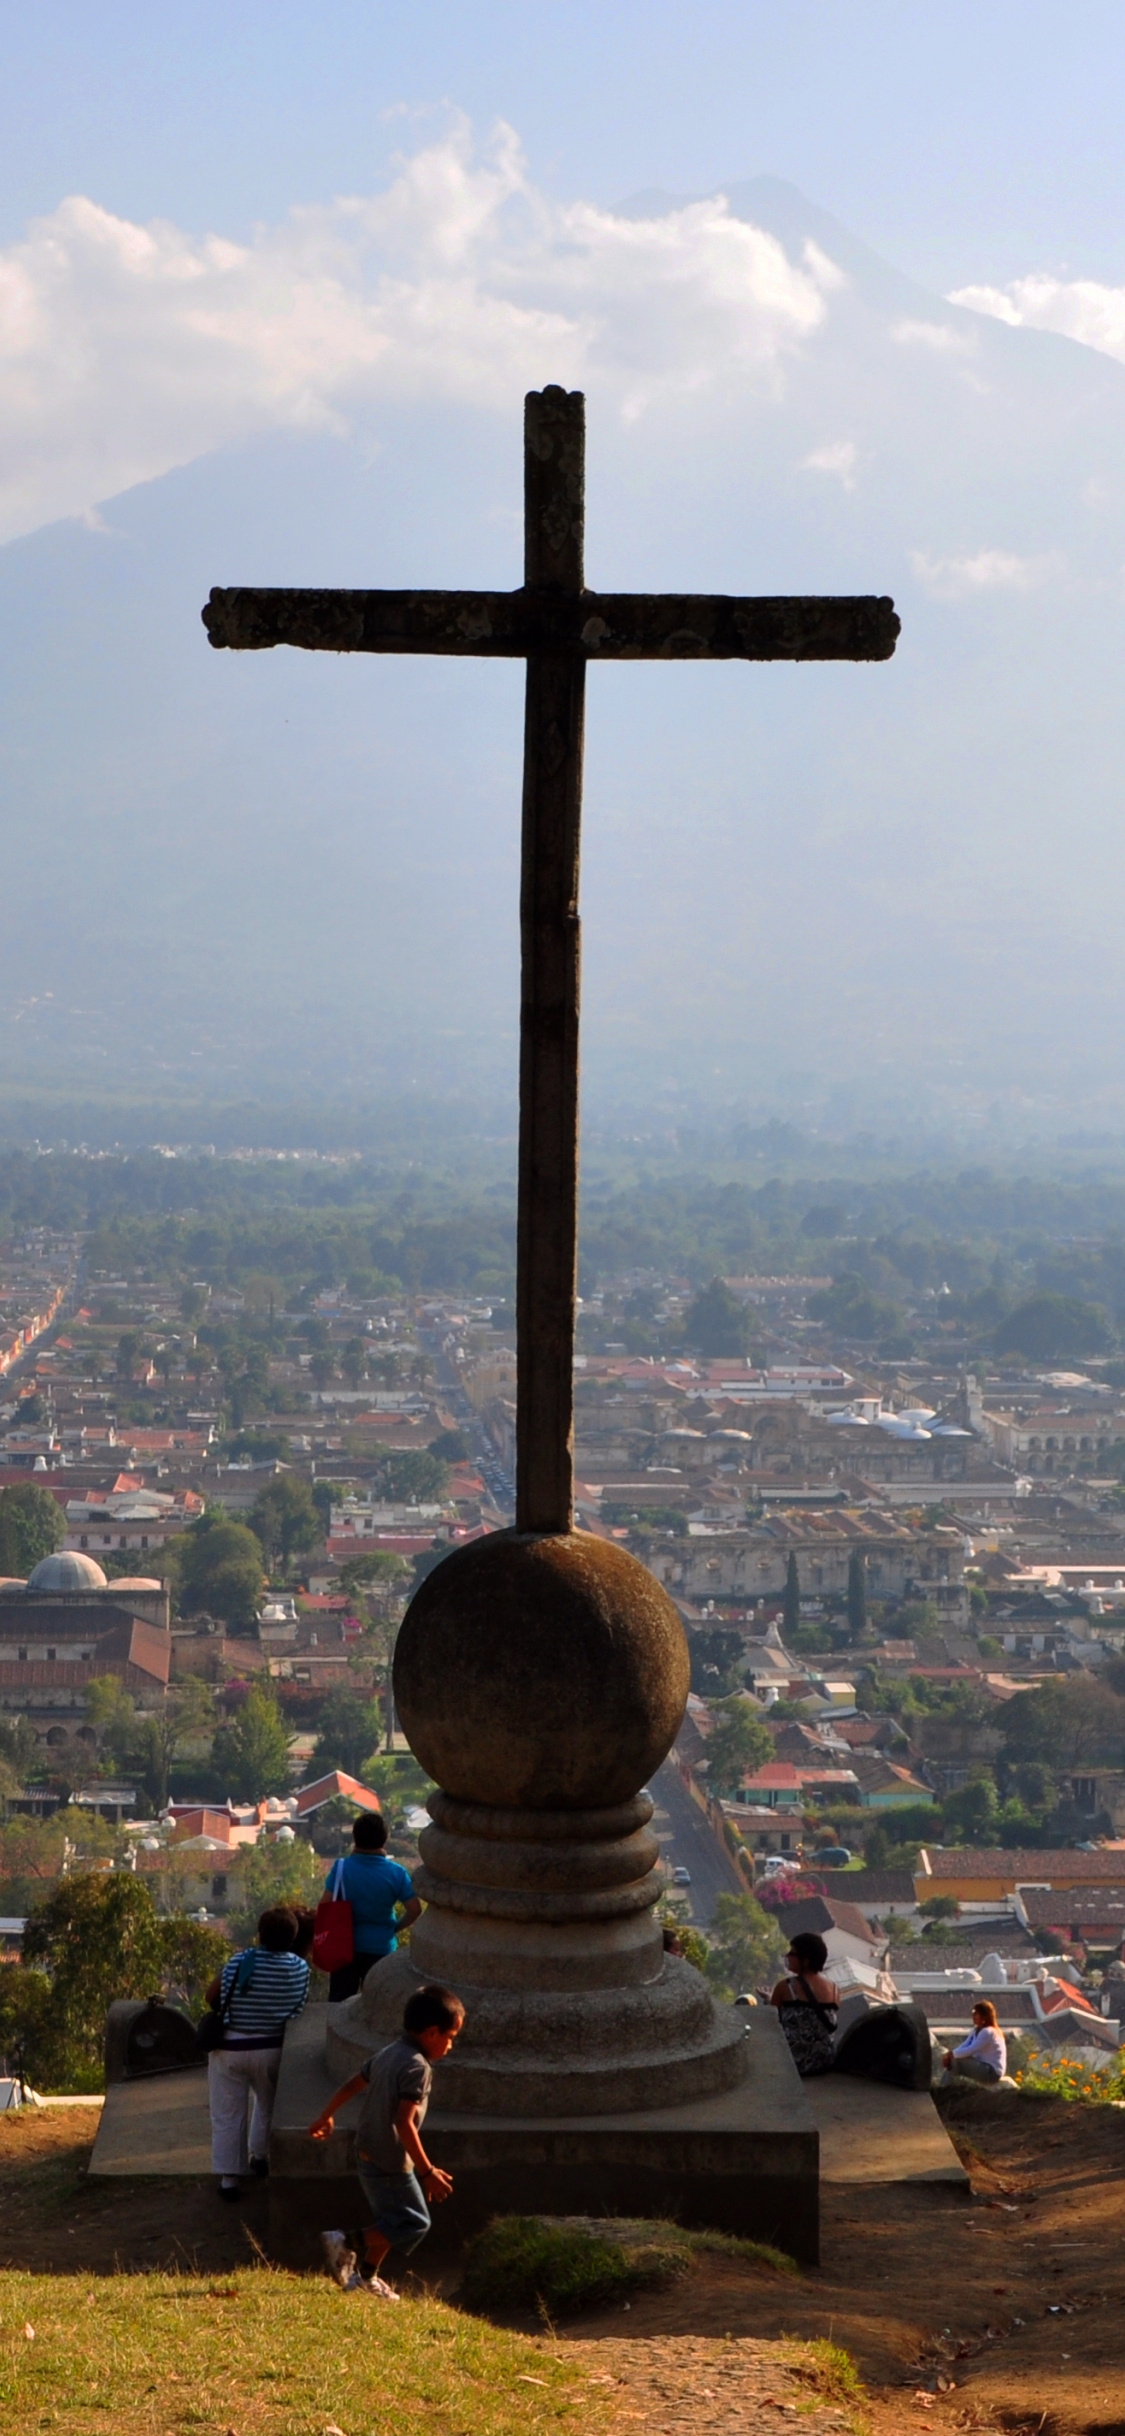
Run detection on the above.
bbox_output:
[813,1846,852,1868]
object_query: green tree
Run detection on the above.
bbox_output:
[428,1428,468,1463]
[0,1482,66,1576]
[249,1474,322,1570]
[941,1776,999,1844]
[341,1336,368,1387]
[846,1550,867,1640]
[227,1836,322,1946]
[374,1450,450,1504]
[135,1678,219,1810]
[210,1684,293,1801]
[1000,1675,1125,1772]
[12,1872,227,2089]
[783,1551,801,1640]
[994,1292,1112,1362]
[0,1713,40,1793]
[688,1627,746,1696]
[85,1675,216,1808]
[683,1277,750,1356]
[218,1337,270,1429]
[337,1554,409,1747]
[703,1892,784,2000]
[0,1808,113,1916]
[310,1690,384,1780]
[84,1676,138,1770]
[1007,1759,1056,1815]
[703,1696,774,1797]
[337,1551,410,1598]
[167,1515,265,1631]
[806,1273,903,1341]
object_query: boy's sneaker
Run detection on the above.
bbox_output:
[320,2229,357,2287]
[355,2273,401,2300]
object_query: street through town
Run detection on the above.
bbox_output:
[649,1755,744,1929]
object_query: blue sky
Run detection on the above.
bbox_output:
[4,1,1125,290]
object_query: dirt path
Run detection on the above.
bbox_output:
[5,2090,1125,2434]
[557,2090,1125,2435]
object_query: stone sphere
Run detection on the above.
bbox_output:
[393,1529,689,1810]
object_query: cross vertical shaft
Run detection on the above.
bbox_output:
[516,387,585,1534]
[202,383,899,1540]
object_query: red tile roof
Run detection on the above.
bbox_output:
[293,1770,381,1816]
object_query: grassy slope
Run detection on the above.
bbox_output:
[0,2270,604,2436]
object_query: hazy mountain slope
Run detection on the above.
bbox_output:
[1,179,1124,1135]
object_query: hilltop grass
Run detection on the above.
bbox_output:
[462,2216,688,2318]
[461,2214,800,2319]
[0,2266,604,2436]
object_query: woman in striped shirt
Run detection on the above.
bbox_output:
[205,1906,309,2200]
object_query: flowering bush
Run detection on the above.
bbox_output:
[1013,2050,1125,2103]
[755,1873,825,1913]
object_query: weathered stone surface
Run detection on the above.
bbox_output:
[268,2005,819,2261]
[203,584,899,661]
[326,1947,747,2115]
[392,1529,690,1809]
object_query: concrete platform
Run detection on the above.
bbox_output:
[803,2074,967,2187]
[267,2007,821,2264]
[89,2067,211,2176]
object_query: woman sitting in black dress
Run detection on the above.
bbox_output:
[768,1930,840,2077]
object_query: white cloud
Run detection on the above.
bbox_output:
[802,439,857,488]
[950,274,1125,364]
[0,117,840,544]
[911,546,1063,599]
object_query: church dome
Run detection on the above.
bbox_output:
[26,1551,108,1592]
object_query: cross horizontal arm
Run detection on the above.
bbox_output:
[203,585,899,662]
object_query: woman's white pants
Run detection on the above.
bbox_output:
[207,2047,281,2176]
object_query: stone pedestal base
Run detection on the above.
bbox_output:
[267,2006,819,2266]
[329,1949,748,2116]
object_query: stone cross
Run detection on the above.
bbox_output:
[203,386,898,1538]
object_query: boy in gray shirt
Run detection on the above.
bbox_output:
[309,1983,464,2296]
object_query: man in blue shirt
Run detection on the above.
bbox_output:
[325,1811,420,2001]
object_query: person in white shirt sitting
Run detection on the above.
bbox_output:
[943,2000,1006,2085]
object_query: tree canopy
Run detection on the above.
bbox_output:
[248,1474,322,1569]
[310,1690,384,1781]
[166,1515,265,1631]
[683,1277,751,1355]
[210,1683,292,1801]
[1000,1675,1125,1772]
[993,1291,1113,1361]
[7,1872,227,2089]
[703,1892,784,2000]
[0,1482,65,1577]
[704,1696,773,1797]
[372,1450,450,1505]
